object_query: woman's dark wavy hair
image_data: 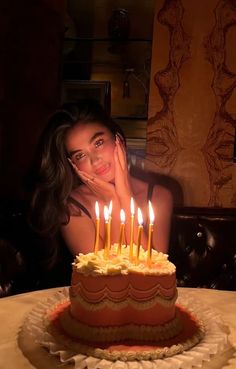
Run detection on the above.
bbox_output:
[30,98,125,236]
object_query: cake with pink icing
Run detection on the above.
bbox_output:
[59,244,183,345]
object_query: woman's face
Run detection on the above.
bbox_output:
[65,121,116,182]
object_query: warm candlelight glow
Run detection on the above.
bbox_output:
[104,206,109,220]
[95,201,100,218]
[120,208,125,223]
[137,207,143,225]
[94,201,100,254]
[107,200,112,254]
[108,200,113,216]
[136,208,143,262]
[104,205,110,259]
[147,201,154,264]
[118,209,125,255]
[149,200,155,224]
[129,197,135,259]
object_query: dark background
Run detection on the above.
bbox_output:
[0,1,65,202]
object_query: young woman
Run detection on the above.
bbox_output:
[30,99,173,256]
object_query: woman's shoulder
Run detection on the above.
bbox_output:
[130,176,148,195]
[130,176,170,195]
[131,176,172,205]
[152,183,173,207]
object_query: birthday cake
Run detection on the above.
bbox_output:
[45,244,205,361]
[59,244,182,344]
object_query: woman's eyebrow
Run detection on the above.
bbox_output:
[89,131,105,144]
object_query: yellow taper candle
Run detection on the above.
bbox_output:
[129,197,135,259]
[104,205,110,259]
[108,200,112,254]
[94,201,100,254]
[136,208,143,262]
[118,209,125,255]
[147,201,154,265]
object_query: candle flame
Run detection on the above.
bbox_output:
[104,205,109,222]
[149,201,154,224]
[137,208,143,225]
[108,200,112,216]
[95,201,99,219]
[130,197,135,215]
[120,209,125,223]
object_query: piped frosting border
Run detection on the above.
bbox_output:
[57,303,183,343]
[42,292,206,361]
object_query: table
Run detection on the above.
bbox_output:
[0,287,235,369]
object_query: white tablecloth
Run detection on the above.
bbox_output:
[0,287,235,369]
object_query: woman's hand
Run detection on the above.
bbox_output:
[73,165,117,203]
[68,158,115,201]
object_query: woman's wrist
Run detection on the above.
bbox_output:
[116,176,133,200]
[118,192,134,211]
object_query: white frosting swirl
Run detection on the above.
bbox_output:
[73,244,176,276]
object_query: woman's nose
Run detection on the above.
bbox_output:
[89,151,100,165]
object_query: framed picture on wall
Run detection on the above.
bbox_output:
[61,80,111,114]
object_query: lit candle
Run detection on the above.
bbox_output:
[94,201,100,254]
[108,200,112,254]
[147,201,154,265]
[136,208,143,262]
[129,197,135,259]
[108,200,113,217]
[118,209,125,255]
[104,205,110,259]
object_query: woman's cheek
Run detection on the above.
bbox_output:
[77,160,93,174]
[109,142,116,156]
[108,145,116,164]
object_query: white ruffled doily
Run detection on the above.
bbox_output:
[20,287,229,369]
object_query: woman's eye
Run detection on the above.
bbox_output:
[74,152,86,162]
[95,138,104,148]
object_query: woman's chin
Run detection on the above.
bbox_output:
[99,169,115,183]
[102,174,115,183]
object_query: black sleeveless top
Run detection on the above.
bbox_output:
[68,183,154,219]
[68,196,92,219]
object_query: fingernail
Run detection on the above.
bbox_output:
[68,158,77,170]
[67,158,73,165]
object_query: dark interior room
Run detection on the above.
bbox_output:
[0,1,236,368]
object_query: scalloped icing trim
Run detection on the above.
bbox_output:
[71,279,177,303]
[71,290,178,311]
[58,307,183,343]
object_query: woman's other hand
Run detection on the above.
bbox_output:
[77,170,118,203]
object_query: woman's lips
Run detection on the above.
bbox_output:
[95,164,110,176]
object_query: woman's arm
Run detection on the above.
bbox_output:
[61,215,98,256]
[151,185,173,254]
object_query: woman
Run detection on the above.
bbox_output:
[30,99,173,256]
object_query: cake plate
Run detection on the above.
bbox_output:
[20,287,229,369]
